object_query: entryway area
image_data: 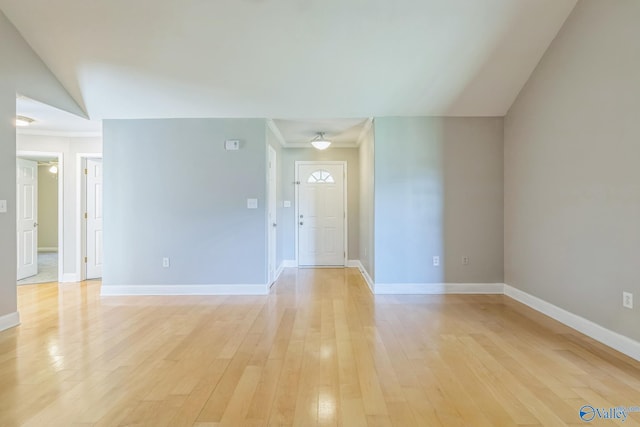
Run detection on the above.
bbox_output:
[296,161,347,267]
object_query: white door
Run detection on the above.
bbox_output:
[86,158,103,279]
[268,146,277,284]
[297,163,345,266]
[17,158,38,280]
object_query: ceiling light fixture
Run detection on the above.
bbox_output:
[16,116,35,127]
[311,132,331,150]
[49,165,58,174]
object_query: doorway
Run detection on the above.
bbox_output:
[82,157,103,280]
[16,152,63,285]
[268,146,277,284]
[295,161,347,267]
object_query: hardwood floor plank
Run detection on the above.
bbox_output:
[1,271,639,426]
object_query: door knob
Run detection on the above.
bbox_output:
[272,223,277,227]
[33,222,38,228]
[299,222,304,226]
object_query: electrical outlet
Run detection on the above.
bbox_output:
[623,292,633,309]
[162,257,170,268]
[462,256,469,265]
[433,256,440,267]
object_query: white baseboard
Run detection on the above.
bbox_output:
[504,284,640,362]
[60,273,80,283]
[0,311,20,332]
[38,247,58,253]
[282,260,297,268]
[354,261,375,294]
[270,262,285,288]
[374,282,505,295]
[100,284,269,296]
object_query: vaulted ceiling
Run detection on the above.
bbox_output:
[2,0,577,124]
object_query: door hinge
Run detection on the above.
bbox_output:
[84,257,88,263]
[84,168,88,175]
[84,212,88,219]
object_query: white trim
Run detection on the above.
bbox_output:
[100,284,269,296]
[295,161,348,267]
[353,261,375,294]
[60,273,80,283]
[282,260,297,268]
[38,247,58,252]
[374,282,505,295]
[18,129,102,138]
[356,118,374,147]
[504,285,640,362]
[272,262,285,287]
[346,260,360,268]
[266,119,287,147]
[0,312,20,332]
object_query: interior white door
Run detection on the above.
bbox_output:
[86,158,103,279]
[16,158,38,280]
[297,163,345,266]
[268,146,277,284]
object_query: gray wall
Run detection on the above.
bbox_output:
[280,148,360,262]
[0,84,17,319]
[359,123,375,279]
[505,0,640,341]
[374,117,503,284]
[102,118,268,286]
[0,11,82,325]
[37,164,58,249]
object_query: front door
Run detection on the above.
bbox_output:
[86,158,103,279]
[297,162,345,266]
[17,158,38,280]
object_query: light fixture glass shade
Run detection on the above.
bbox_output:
[311,139,331,150]
[16,116,34,127]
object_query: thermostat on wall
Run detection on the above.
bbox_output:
[225,139,240,150]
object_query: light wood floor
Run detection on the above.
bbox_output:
[1,268,640,426]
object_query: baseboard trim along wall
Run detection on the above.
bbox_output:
[38,247,58,252]
[375,282,505,295]
[347,260,640,362]
[60,273,80,283]
[282,260,297,268]
[270,262,285,288]
[504,284,640,362]
[0,312,20,332]
[101,284,269,296]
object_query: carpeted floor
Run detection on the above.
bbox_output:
[17,252,58,285]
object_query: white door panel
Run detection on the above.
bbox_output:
[86,158,103,279]
[17,158,38,280]
[298,163,345,266]
[268,146,277,284]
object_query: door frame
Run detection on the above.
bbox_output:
[16,150,64,283]
[294,161,348,267]
[267,145,277,286]
[77,154,103,281]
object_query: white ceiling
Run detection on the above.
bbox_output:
[3,0,576,132]
[16,96,101,136]
[271,118,370,148]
